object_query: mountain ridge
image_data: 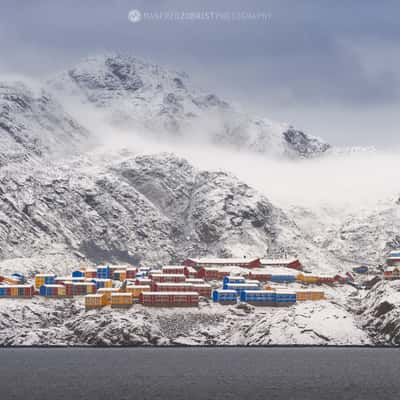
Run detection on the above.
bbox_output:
[48,52,331,159]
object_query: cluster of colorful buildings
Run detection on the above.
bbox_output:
[0,273,32,298]
[212,275,325,306]
[2,251,399,309]
[0,256,345,309]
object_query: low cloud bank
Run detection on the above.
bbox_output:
[88,120,400,211]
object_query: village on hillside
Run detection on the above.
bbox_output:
[1,252,400,310]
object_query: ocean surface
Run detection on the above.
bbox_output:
[1,348,399,400]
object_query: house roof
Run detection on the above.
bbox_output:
[260,258,298,265]
[188,257,260,264]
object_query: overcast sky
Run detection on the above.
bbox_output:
[1,0,399,148]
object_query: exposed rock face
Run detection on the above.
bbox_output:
[0,81,91,168]
[359,281,400,345]
[283,128,331,157]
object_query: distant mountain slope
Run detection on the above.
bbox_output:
[0,152,342,276]
[319,201,400,265]
[49,53,330,158]
[0,81,91,168]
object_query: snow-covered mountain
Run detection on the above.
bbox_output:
[0,53,347,281]
[290,200,400,267]
[0,149,373,346]
[325,201,400,265]
[0,52,398,346]
[0,151,345,279]
[0,53,331,169]
[48,53,330,158]
[0,81,91,168]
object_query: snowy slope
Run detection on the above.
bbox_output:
[0,290,370,346]
[0,151,345,277]
[48,53,330,158]
[307,200,400,266]
[0,80,91,168]
[359,280,400,345]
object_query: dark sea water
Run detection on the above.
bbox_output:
[1,348,399,400]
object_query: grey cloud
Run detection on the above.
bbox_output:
[0,0,399,147]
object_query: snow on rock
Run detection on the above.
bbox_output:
[283,128,330,158]
[230,301,369,345]
[0,80,91,168]
[359,280,400,345]
[0,294,370,346]
[48,53,330,159]
[0,151,343,274]
[0,155,177,268]
[319,201,400,266]
[0,250,82,279]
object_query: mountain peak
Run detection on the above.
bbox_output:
[48,52,330,159]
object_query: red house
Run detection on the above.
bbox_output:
[183,257,261,269]
[153,282,194,292]
[161,266,186,275]
[316,275,336,284]
[260,258,302,270]
[196,267,230,280]
[149,273,186,283]
[139,292,199,307]
[247,270,273,282]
